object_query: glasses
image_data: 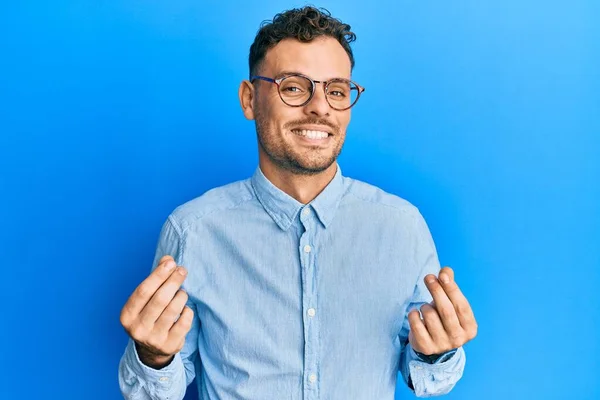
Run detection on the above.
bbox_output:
[250,73,365,111]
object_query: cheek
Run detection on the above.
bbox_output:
[340,112,352,128]
[257,98,291,130]
[334,113,351,137]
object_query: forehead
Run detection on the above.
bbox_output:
[261,36,352,80]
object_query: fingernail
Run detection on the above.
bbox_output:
[425,275,436,284]
[177,267,187,276]
[440,274,450,284]
[164,261,175,270]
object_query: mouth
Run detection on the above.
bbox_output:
[290,129,333,142]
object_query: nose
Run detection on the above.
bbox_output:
[303,82,331,117]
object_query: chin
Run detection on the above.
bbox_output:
[286,157,337,175]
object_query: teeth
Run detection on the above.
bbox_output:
[293,129,329,139]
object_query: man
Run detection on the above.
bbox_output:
[119,6,477,399]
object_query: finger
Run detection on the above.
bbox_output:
[154,289,189,334]
[139,267,188,325]
[122,256,177,321]
[407,309,433,351]
[158,255,174,265]
[420,303,448,345]
[440,266,454,282]
[437,267,476,328]
[424,272,462,334]
[169,305,194,342]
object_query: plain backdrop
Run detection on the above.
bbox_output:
[1,1,598,399]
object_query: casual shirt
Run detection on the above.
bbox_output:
[119,164,466,399]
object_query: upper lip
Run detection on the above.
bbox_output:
[291,126,333,135]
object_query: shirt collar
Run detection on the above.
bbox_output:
[251,164,345,231]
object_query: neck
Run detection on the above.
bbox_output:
[259,159,338,204]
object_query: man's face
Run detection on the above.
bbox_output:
[251,37,353,175]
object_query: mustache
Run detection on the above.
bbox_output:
[283,118,339,134]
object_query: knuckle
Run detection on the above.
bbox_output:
[469,324,478,339]
[456,303,470,316]
[444,285,458,295]
[158,308,176,324]
[179,290,189,303]
[437,305,453,319]
[155,291,173,306]
[449,334,464,348]
[170,290,187,308]
[180,310,194,327]
[163,300,177,315]
[130,324,149,341]
[181,316,193,330]
[120,309,132,328]
[186,307,195,321]
[147,333,167,350]
[135,284,152,299]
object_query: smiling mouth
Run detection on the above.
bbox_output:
[291,129,332,140]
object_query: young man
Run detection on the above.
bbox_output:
[119,6,477,399]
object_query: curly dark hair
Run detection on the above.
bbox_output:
[248,6,357,78]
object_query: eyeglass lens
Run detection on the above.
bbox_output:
[278,75,359,109]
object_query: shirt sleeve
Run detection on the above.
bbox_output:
[398,209,466,397]
[118,215,202,400]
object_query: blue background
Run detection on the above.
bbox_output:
[1,1,598,399]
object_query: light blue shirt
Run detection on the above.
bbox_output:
[119,164,466,399]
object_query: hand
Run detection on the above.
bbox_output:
[408,267,478,356]
[120,255,194,368]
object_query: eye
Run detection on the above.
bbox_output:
[282,86,304,93]
[329,90,346,98]
[327,82,350,98]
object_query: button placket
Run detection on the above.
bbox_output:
[299,207,319,399]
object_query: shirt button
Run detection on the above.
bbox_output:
[302,208,310,216]
[159,377,169,382]
[309,374,317,383]
[303,245,312,253]
[308,308,316,317]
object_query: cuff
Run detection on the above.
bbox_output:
[404,344,466,397]
[120,339,183,391]
[412,347,458,364]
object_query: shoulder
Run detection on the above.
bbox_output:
[342,176,432,238]
[343,176,421,217]
[168,178,255,234]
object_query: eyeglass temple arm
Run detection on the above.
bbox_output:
[250,76,276,83]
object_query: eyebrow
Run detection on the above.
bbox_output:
[274,70,304,79]
[274,70,351,81]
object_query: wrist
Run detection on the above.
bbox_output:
[414,348,457,364]
[135,341,175,369]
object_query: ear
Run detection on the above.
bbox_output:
[239,80,255,120]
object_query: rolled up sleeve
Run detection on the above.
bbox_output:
[402,343,466,397]
[398,209,467,397]
[118,339,187,400]
[118,215,201,399]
